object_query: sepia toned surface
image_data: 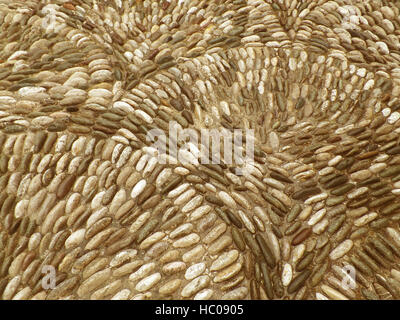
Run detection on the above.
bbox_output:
[1,0,400,300]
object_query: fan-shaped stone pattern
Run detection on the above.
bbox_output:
[1,0,400,300]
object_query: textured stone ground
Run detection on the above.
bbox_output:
[1,0,400,300]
